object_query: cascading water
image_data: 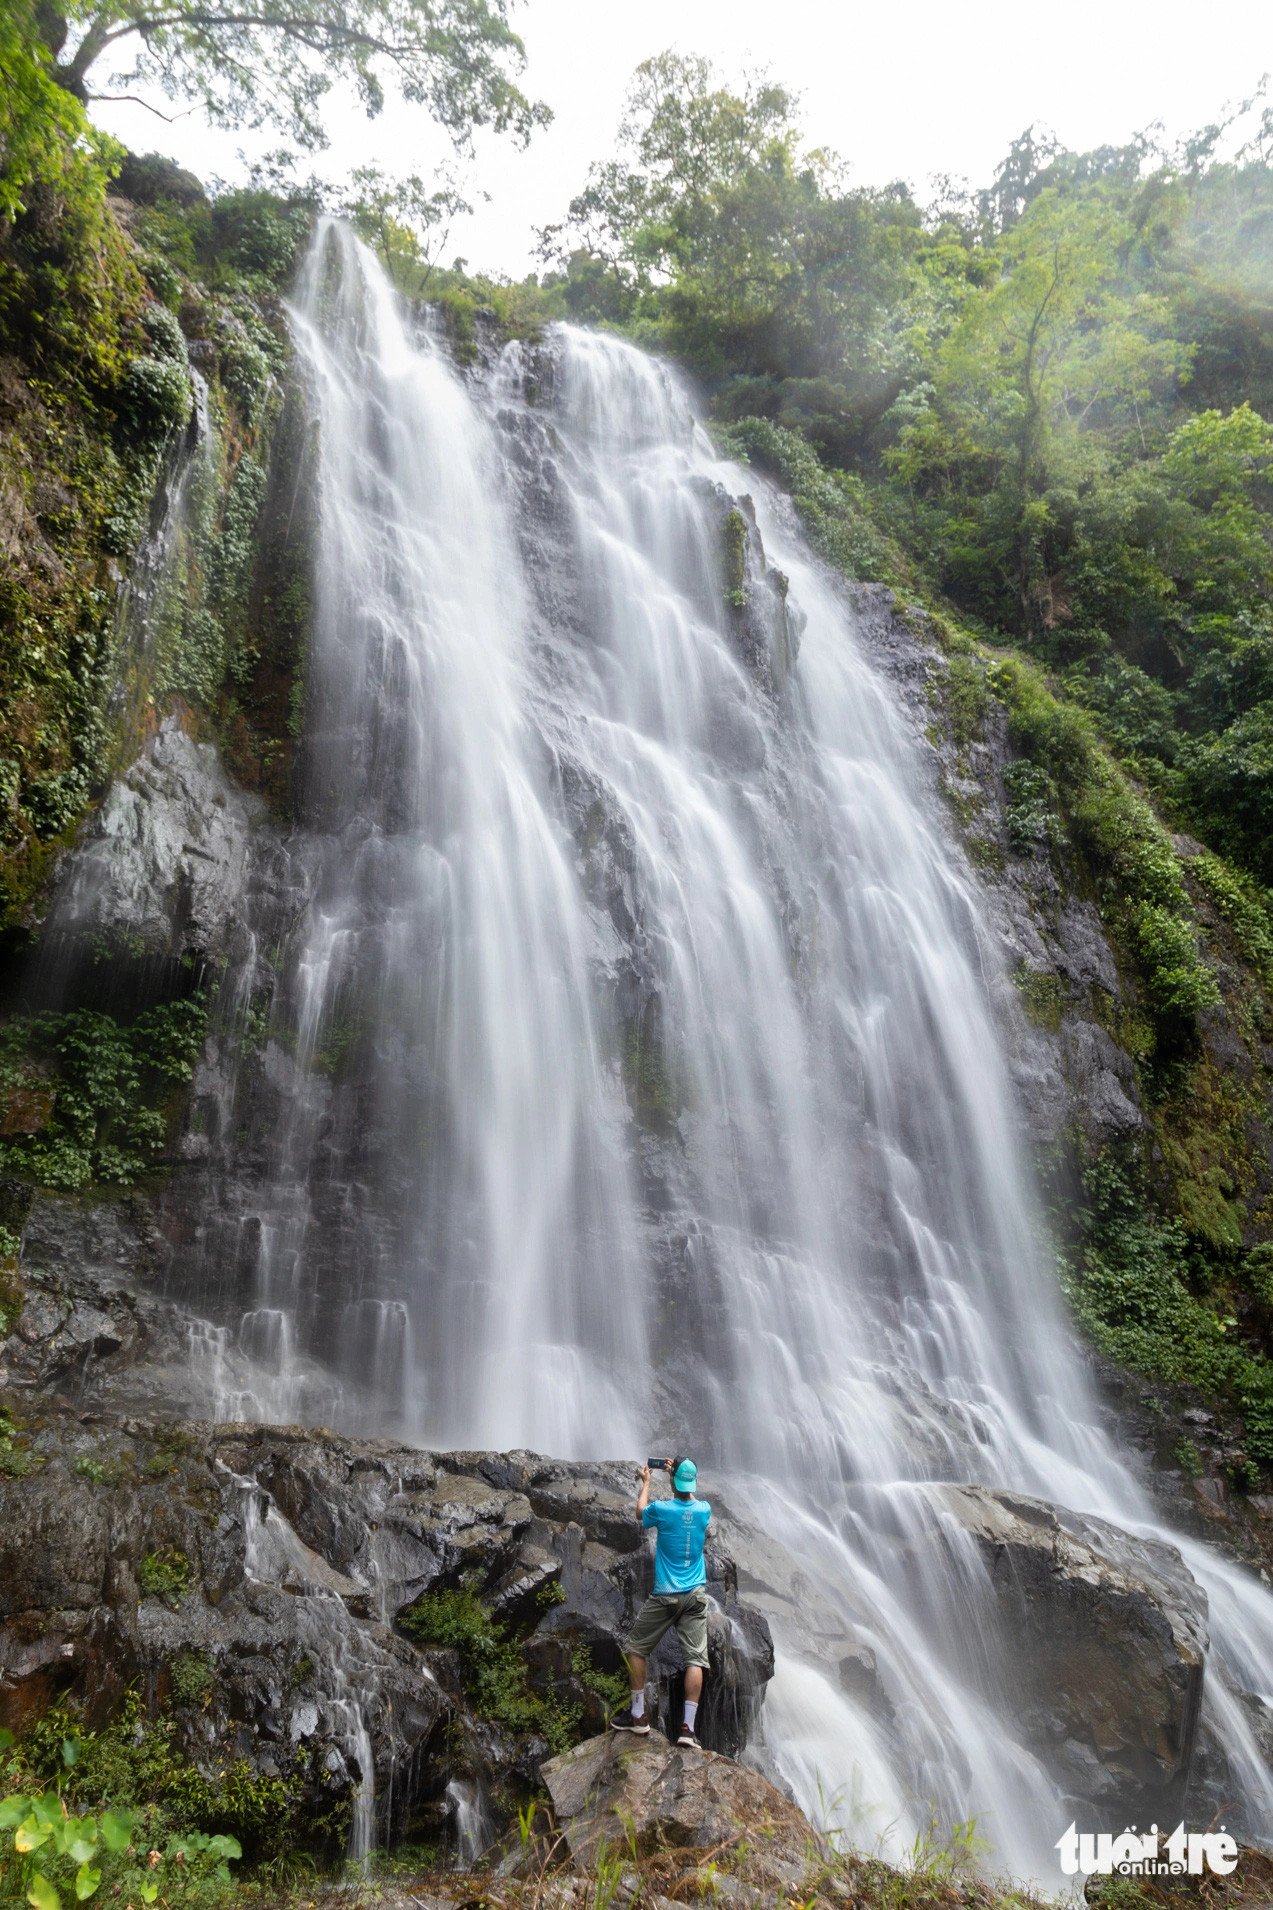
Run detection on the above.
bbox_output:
[164,222,1273,1882]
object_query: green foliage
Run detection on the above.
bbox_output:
[137,1548,192,1607]
[0,1780,241,1910]
[343,166,566,338]
[1012,964,1065,1031]
[554,69,1273,895]
[0,1232,22,1338]
[397,1585,582,1752]
[942,655,988,751]
[72,1454,126,1487]
[1060,1153,1273,1466]
[543,51,926,443]
[0,1405,37,1479]
[0,997,208,1190]
[721,507,748,607]
[621,1023,682,1132]
[0,29,309,924]
[570,1646,628,1717]
[0,7,106,226]
[206,191,311,287]
[116,346,192,450]
[12,1697,300,1861]
[988,656,1220,1057]
[0,23,156,920]
[212,454,268,665]
[168,1652,215,1709]
[343,164,474,298]
[41,0,549,155]
[1001,761,1063,852]
[217,329,271,421]
[3,1698,298,1885]
[717,416,902,585]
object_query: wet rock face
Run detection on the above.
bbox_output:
[933,1485,1207,1825]
[0,1417,773,1851]
[40,715,265,972]
[0,1194,185,1402]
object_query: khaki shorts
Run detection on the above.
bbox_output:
[626,1588,710,1670]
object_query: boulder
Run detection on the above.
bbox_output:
[933,1484,1207,1824]
[541,1732,815,1883]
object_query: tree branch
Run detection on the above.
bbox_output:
[85,88,197,120]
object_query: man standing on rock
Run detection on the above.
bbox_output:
[611,1456,711,1750]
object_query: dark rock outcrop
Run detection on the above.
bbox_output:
[0,1415,772,1853]
[934,1484,1207,1824]
[40,715,264,970]
[0,1194,189,1405]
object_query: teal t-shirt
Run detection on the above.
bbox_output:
[642,1496,711,1594]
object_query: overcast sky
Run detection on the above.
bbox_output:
[91,0,1272,277]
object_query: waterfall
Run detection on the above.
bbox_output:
[168,222,1273,1881]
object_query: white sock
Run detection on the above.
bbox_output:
[683,1699,698,1730]
[630,1689,646,1719]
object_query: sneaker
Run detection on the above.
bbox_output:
[609,1704,650,1736]
[676,1722,701,1750]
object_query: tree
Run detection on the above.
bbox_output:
[38,0,549,150]
[539,53,805,296]
[540,52,924,438]
[888,186,1186,631]
[343,162,478,292]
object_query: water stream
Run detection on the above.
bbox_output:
[154,223,1273,1883]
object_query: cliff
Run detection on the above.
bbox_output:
[4,137,1273,1901]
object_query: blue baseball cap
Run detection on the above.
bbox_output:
[673,1458,697,1492]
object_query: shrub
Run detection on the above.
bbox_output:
[398,1585,580,1751]
[1002,760,1063,851]
[0,997,209,1191]
[944,654,989,750]
[117,353,192,449]
[168,1651,215,1709]
[0,1406,35,1479]
[138,1548,191,1608]
[0,1710,252,1900]
[1128,902,1221,1025]
[142,301,187,364]
[73,1455,125,1487]
[716,416,903,585]
[990,656,1219,1057]
[1187,852,1273,988]
[139,250,183,311]
[217,326,272,422]
[208,192,311,287]
[1060,1153,1273,1455]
